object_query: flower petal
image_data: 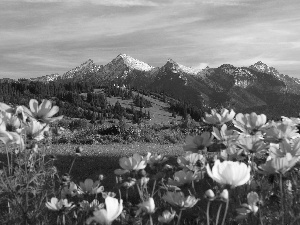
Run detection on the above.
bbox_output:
[29,99,39,115]
[45,105,59,118]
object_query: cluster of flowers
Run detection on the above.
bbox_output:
[44,108,300,224]
[0,99,63,148]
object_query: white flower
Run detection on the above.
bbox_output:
[206,160,251,187]
[45,197,74,211]
[148,153,167,169]
[23,99,63,123]
[259,153,298,174]
[25,119,49,141]
[114,153,149,175]
[203,108,235,125]
[80,199,102,212]
[158,209,176,223]
[236,192,260,220]
[233,112,267,134]
[263,120,300,142]
[61,182,79,198]
[168,170,196,186]
[79,178,104,195]
[136,197,155,215]
[177,152,206,171]
[86,196,123,225]
[0,116,24,148]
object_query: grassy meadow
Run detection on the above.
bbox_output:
[52,143,183,185]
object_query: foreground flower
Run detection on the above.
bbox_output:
[23,99,63,123]
[203,108,235,125]
[263,120,300,142]
[281,116,300,126]
[147,153,167,169]
[177,152,206,171]
[136,197,155,216]
[0,111,22,133]
[269,138,300,158]
[80,199,102,212]
[114,153,149,175]
[206,160,251,187]
[25,119,49,141]
[45,197,74,211]
[236,192,260,220]
[79,178,104,195]
[259,153,298,174]
[86,196,123,225]
[0,117,24,148]
[183,132,213,153]
[0,102,15,113]
[162,192,199,208]
[61,182,79,198]
[122,177,136,189]
[168,170,196,186]
[212,124,239,147]
[158,209,176,224]
[237,133,268,154]
[233,112,267,134]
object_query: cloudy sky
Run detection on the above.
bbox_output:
[1,0,299,79]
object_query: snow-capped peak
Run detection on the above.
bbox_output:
[117,53,154,71]
[250,61,280,77]
[164,59,202,75]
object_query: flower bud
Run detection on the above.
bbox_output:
[220,189,229,202]
[163,164,173,170]
[205,189,215,201]
[76,146,83,156]
[99,174,104,181]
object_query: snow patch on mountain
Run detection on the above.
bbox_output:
[119,54,154,71]
[178,64,202,75]
[30,73,60,82]
[62,59,101,79]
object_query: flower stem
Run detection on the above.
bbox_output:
[149,215,153,225]
[177,210,183,225]
[151,179,156,197]
[279,173,285,225]
[206,201,211,225]
[215,203,223,225]
[68,155,77,175]
[5,145,11,175]
[221,194,229,225]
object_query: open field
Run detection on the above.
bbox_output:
[0,143,184,189]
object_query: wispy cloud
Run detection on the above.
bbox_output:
[0,0,299,79]
[19,0,159,6]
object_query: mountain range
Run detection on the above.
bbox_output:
[3,54,300,117]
